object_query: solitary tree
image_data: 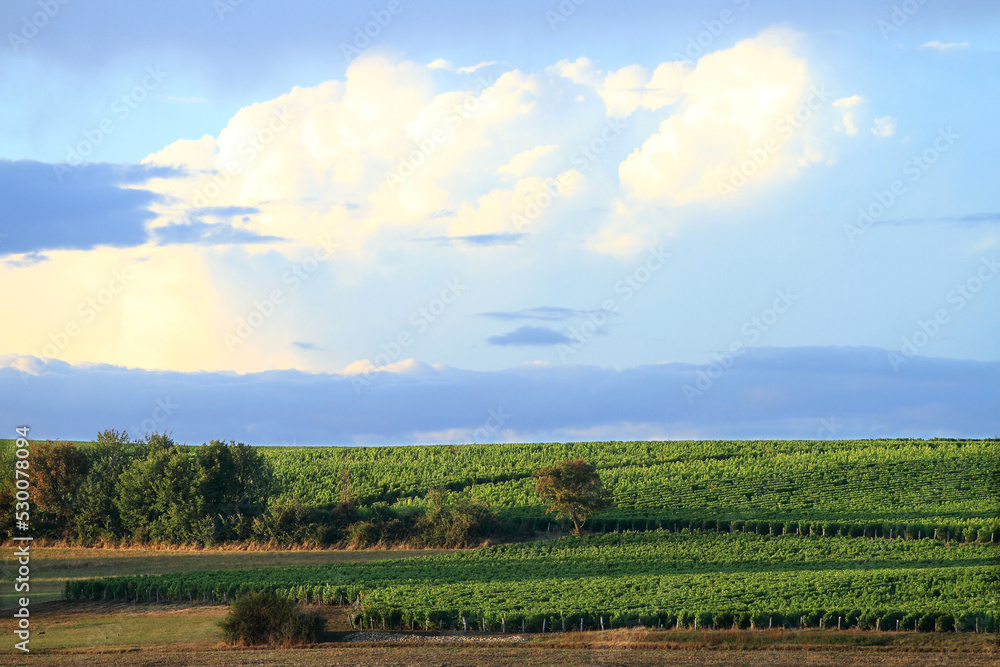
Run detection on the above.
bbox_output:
[533,458,610,536]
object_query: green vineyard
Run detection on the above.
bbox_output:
[66,531,998,633]
[264,438,997,539]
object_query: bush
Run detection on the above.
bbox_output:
[219,591,325,646]
[412,489,500,547]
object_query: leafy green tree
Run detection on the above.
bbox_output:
[196,440,274,541]
[534,458,611,536]
[96,429,131,447]
[0,486,15,542]
[33,441,89,537]
[72,430,153,542]
[143,431,176,451]
[0,441,18,541]
[117,445,206,543]
[117,439,274,544]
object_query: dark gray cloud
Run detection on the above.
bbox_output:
[3,347,996,445]
[0,160,180,256]
[487,326,572,346]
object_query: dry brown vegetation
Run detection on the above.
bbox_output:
[4,601,995,667]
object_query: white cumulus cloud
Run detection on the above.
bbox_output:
[618,29,838,206]
[872,115,897,138]
[833,95,863,135]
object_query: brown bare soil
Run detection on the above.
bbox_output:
[2,602,995,667]
[2,645,998,667]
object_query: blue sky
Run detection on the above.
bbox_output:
[1,0,997,443]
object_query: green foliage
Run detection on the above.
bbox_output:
[69,532,998,633]
[10,436,998,548]
[262,438,998,541]
[195,440,275,540]
[72,435,156,542]
[141,431,176,451]
[31,441,90,536]
[252,498,347,546]
[116,440,275,544]
[412,488,500,547]
[117,445,205,543]
[95,429,132,446]
[534,458,610,535]
[218,591,325,645]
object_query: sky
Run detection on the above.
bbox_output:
[1,0,998,444]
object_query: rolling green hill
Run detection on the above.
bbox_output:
[263,438,997,539]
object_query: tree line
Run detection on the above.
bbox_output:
[0,430,527,548]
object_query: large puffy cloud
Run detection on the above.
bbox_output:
[140,33,846,254]
[0,37,859,375]
[616,30,831,205]
[141,58,577,249]
[2,347,996,444]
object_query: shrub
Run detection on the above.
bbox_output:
[412,489,500,547]
[219,591,325,646]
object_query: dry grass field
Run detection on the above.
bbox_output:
[0,546,454,611]
[2,600,995,666]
